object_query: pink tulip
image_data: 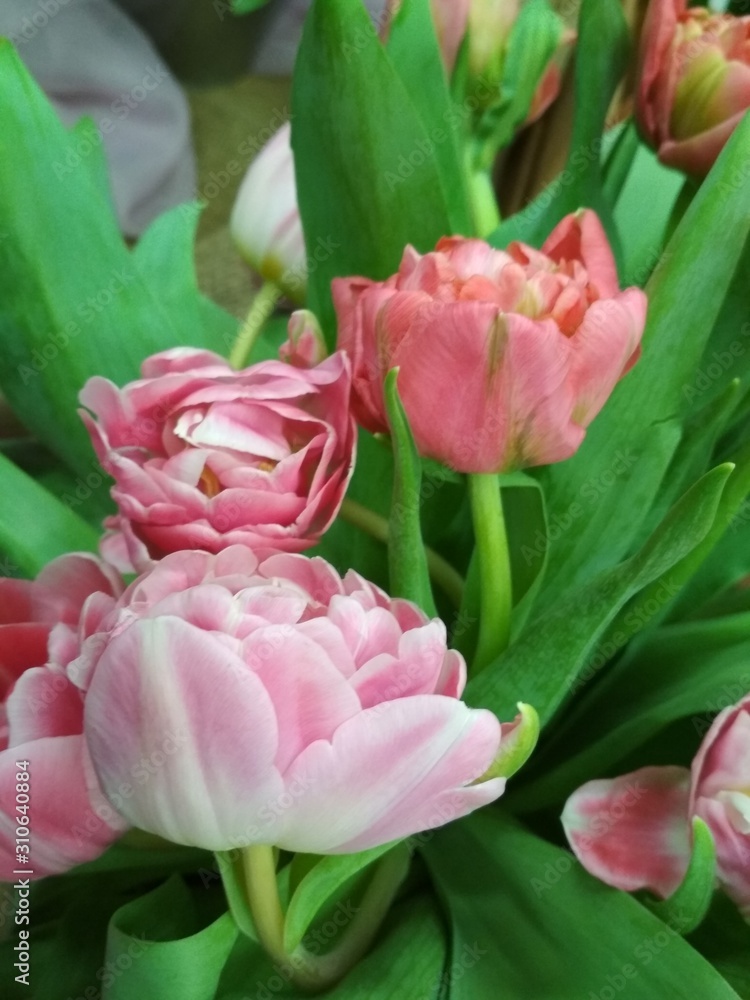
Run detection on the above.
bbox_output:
[81,546,509,854]
[563,694,750,920]
[0,555,126,879]
[230,122,307,302]
[333,211,646,474]
[637,0,750,176]
[79,348,356,573]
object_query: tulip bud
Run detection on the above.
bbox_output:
[230,122,307,302]
[637,0,750,175]
[280,310,328,368]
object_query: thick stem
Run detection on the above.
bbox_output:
[340,497,464,608]
[229,280,282,369]
[242,845,287,968]
[469,169,501,238]
[468,474,512,671]
[241,844,409,994]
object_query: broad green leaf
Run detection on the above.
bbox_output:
[690,894,750,999]
[602,121,640,206]
[423,811,741,1000]
[385,370,437,615]
[385,0,472,231]
[537,110,750,601]
[283,842,401,954]
[613,143,685,287]
[216,895,446,999]
[515,612,750,811]
[231,0,273,11]
[646,819,717,935]
[0,43,232,476]
[603,444,750,646]
[104,877,238,1000]
[132,204,239,353]
[291,0,456,342]
[489,0,630,248]
[0,452,99,576]
[465,465,732,725]
[682,240,750,418]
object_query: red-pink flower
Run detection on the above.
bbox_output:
[637,0,750,175]
[333,211,646,474]
[0,555,126,879]
[80,348,356,573]
[81,546,508,854]
[562,694,750,920]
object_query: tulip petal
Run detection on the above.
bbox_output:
[0,735,125,879]
[244,627,361,772]
[85,617,285,851]
[563,766,693,898]
[541,210,621,299]
[276,696,502,853]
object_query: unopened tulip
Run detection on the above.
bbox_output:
[333,210,646,474]
[637,0,750,175]
[81,546,515,854]
[0,555,126,879]
[563,694,750,920]
[231,122,307,302]
[79,347,356,572]
[386,0,569,124]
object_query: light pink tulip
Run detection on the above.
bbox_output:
[80,348,356,573]
[230,121,307,302]
[0,555,126,879]
[563,694,750,920]
[333,211,646,474]
[637,0,750,176]
[81,546,508,854]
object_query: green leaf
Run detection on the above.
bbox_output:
[646,818,717,935]
[131,204,239,353]
[516,612,750,811]
[283,842,400,954]
[536,110,750,602]
[465,465,732,725]
[384,370,437,615]
[689,894,750,999]
[216,894,446,999]
[0,452,99,576]
[423,811,741,1000]
[0,43,232,476]
[291,0,456,342]
[489,0,630,249]
[602,121,641,207]
[104,877,238,1000]
[613,143,685,287]
[231,0,273,11]
[385,0,472,231]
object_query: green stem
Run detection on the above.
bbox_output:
[242,845,287,968]
[468,474,512,671]
[469,169,501,238]
[229,280,282,369]
[241,844,409,993]
[340,497,464,608]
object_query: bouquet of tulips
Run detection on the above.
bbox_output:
[1,0,750,997]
